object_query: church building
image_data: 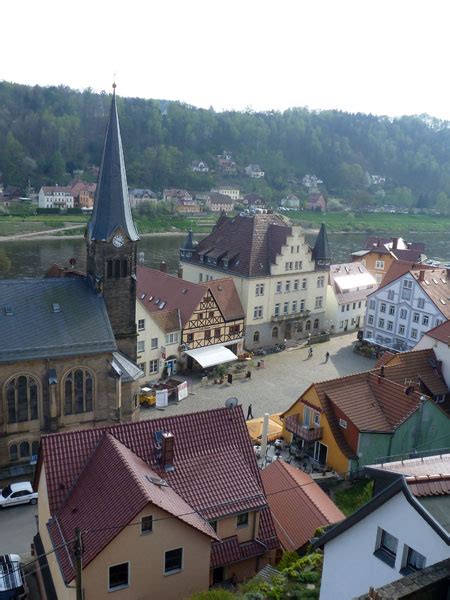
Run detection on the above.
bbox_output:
[0,87,142,469]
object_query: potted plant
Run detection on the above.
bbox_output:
[214,363,227,383]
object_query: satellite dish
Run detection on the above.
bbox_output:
[225,397,238,410]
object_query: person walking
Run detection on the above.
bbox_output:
[308,347,313,359]
[247,404,254,420]
[325,351,330,362]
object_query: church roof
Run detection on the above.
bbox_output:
[0,278,116,363]
[181,229,196,250]
[312,223,331,268]
[88,88,139,242]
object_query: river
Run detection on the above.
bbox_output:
[1,231,450,279]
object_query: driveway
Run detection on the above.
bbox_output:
[141,332,375,420]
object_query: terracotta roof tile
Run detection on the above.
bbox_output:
[147,308,181,333]
[406,475,450,497]
[423,319,450,344]
[202,278,245,321]
[210,536,267,568]
[261,461,344,551]
[381,349,449,396]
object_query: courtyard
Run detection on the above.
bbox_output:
[140,332,376,421]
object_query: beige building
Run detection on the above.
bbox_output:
[180,215,331,349]
[205,192,234,213]
[211,186,240,201]
[34,407,278,599]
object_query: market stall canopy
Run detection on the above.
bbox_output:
[247,414,283,443]
[184,345,237,368]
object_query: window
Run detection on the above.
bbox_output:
[204,330,211,340]
[237,513,249,528]
[199,273,203,282]
[32,440,39,456]
[151,337,158,349]
[411,328,418,339]
[358,301,361,308]
[138,319,145,331]
[313,412,321,427]
[63,369,94,415]
[313,318,319,330]
[375,274,382,284]
[197,313,203,320]
[293,279,299,291]
[422,315,429,326]
[346,304,350,311]
[20,441,30,458]
[274,303,280,317]
[388,290,395,300]
[141,515,153,534]
[380,303,386,313]
[6,375,39,423]
[285,262,289,271]
[398,324,405,335]
[302,278,307,290]
[109,562,129,591]
[149,359,159,374]
[305,320,311,331]
[139,362,146,375]
[375,528,398,567]
[387,321,393,331]
[255,283,265,296]
[317,276,325,288]
[137,340,145,353]
[389,305,395,316]
[107,259,128,279]
[375,260,385,270]
[9,444,18,462]
[353,303,356,310]
[165,548,183,574]
[292,300,297,313]
[339,418,347,428]
[403,279,413,289]
[253,306,263,319]
[341,305,345,313]
[300,299,305,311]
[165,332,179,345]
[214,328,221,337]
[417,298,425,309]
[285,280,291,292]
[369,299,376,310]
[315,296,323,309]
[402,546,426,573]
[272,327,279,339]
[229,324,240,335]
[276,281,282,293]
[368,314,374,325]
[400,308,407,319]
[413,312,419,323]
[283,302,289,315]
[378,318,385,328]
[253,331,260,342]
[366,330,372,338]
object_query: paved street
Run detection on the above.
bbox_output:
[141,332,375,420]
[0,503,37,561]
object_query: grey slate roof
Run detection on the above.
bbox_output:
[312,222,331,269]
[88,89,139,242]
[0,278,117,363]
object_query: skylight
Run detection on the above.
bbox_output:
[52,303,61,313]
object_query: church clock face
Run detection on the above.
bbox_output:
[112,233,125,248]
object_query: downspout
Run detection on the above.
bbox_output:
[414,395,427,453]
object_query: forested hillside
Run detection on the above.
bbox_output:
[1,80,450,209]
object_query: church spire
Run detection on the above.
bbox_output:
[312,222,331,270]
[88,84,139,242]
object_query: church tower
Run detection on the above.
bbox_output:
[87,85,140,361]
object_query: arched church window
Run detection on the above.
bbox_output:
[63,369,95,415]
[20,441,30,458]
[9,444,18,462]
[5,375,40,423]
[107,259,113,278]
[32,440,40,456]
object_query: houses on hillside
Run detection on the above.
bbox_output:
[136,265,245,379]
[280,194,301,209]
[216,151,237,174]
[129,188,157,208]
[205,192,234,213]
[180,214,331,349]
[326,262,377,334]
[191,160,209,173]
[211,185,240,201]
[38,186,74,209]
[351,236,426,284]
[245,164,265,179]
[305,192,326,212]
[281,348,449,474]
[363,264,450,351]
[317,454,450,600]
[34,406,279,599]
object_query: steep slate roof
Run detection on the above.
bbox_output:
[38,406,278,560]
[0,278,116,363]
[184,213,294,277]
[261,460,344,551]
[88,88,139,242]
[181,229,197,251]
[312,223,331,268]
[48,434,218,583]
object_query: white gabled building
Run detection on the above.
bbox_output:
[364,264,450,351]
[326,262,377,334]
[38,186,74,209]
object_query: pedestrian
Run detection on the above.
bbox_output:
[325,351,330,362]
[247,404,254,420]
[308,347,313,358]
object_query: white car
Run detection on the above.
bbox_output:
[0,554,28,599]
[0,482,38,508]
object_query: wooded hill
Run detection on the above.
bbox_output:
[2,80,450,210]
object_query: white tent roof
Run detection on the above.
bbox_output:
[184,345,237,368]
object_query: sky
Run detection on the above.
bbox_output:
[3,0,450,119]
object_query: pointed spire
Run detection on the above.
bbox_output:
[312,223,331,270]
[88,85,139,242]
[182,229,196,251]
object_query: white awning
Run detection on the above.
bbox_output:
[184,345,238,368]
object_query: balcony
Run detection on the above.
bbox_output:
[271,309,310,323]
[285,415,323,442]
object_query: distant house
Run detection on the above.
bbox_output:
[38,186,74,210]
[129,188,157,208]
[176,198,201,214]
[205,192,234,213]
[305,192,326,212]
[70,180,96,209]
[316,454,450,600]
[243,193,265,210]
[280,194,301,209]
[245,164,265,179]
[261,460,344,553]
[326,262,377,333]
[302,174,323,190]
[191,160,209,173]
[211,186,240,201]
[415,320,450,394]
[217,151,237,174]
[163,189,193,203]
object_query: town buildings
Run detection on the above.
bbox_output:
[191,160,209,173]
[163,188,193,203]
[180,215,331,349]
[136,264,245,379]
[305,192,326,212]
[351,236,426,284]
[0,88,142,469]
[317,454,450,600]
[216,151,237,174]
[325,262,377,334]
[70,180,96,209]
[414,320,450,391]
[280,194,301,209]
[205,192,234,213]
[211,185,240,201]
[363,264,450,351]
[35,406,278,599]
[243,193,265,210]
[245,164,265,178]
[128,188,157,208]
[38,186,74,209]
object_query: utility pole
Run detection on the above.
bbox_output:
[74,527,83,600]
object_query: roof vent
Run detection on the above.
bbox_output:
[218,285,223,291]
[52,303,61,313]
[148,296,154,302]
[432,278,438,284]
[146,475,168,487]
[140,293,146,300]
[440,299,446,305]
[181,289,188,294]
[154,298,160,304]
[159,301,166,310]
[4,305,13,316]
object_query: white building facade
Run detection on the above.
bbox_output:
[38,187,74,209]
[364,270,448,351]
[211,187,240,201]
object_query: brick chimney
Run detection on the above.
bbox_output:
[418,270,425,282]
[160,261,167,273]
[161,432,174,472]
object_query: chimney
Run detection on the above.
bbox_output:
[161,432,174,472]
[160,261,167,273]
[177,264,183,279]
[418,270,425,282]
[392,237,398,250]
[380,365,385,377]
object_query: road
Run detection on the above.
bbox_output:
[0,503,37,561]
[1,223,85,240]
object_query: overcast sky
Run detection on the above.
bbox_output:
[3,0,450,119]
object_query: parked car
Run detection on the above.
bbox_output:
[0,554,28,599]
[0,483,37,508]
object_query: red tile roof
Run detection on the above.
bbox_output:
[261,461,344,551]
[406,475,450,498]
[423,320,450,344]
[210,536,266,568]
[380,348,449,396]
[203,278,245,321]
